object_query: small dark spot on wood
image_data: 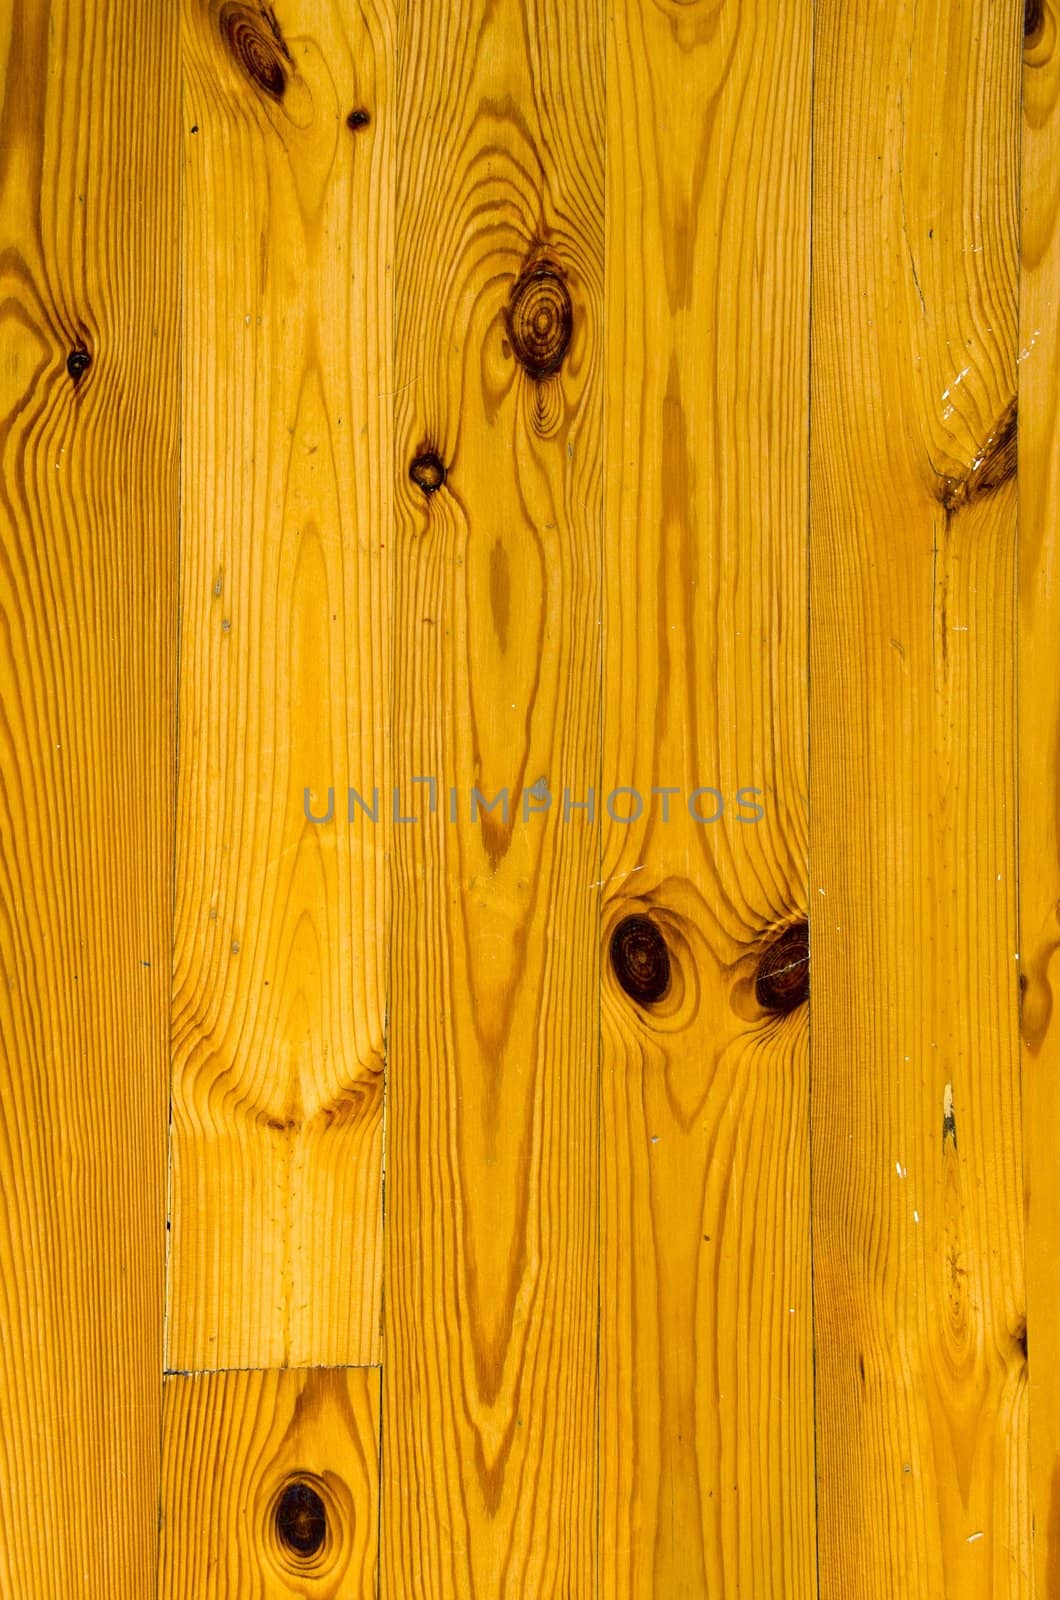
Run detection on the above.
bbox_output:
[505,257,573,379]
[67,349,91,381]
[942,1091,958,1149]
[347,108,370,130]
[938,398,1017,514]
[1026,0,1044,38]
[610,914,671,1006]
[857,1352,866,1383]
[1016,1320,1028,1360]
[190,124,199,133]
[755,921,809,1014]
[219,2,290,100]
[410,451,446,495]
[276,1480,326,1558]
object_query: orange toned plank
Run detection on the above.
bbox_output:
[160,1365,380,1597]
[600,4,814,1595]
[381,2,603,1593]
[0,1,177,1591]
[1020,1,1060,1591]
[811,2,1027,1593]
[169,0,393,1370]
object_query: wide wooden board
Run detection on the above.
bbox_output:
[811,2,1027,1593]
[169,0,393,1371]
[0,0,177,1591]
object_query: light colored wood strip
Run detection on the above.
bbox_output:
[600,5,815,1595]
[381,1,604,1593]
[1019,2,1060,1591]
[0,1,177,1591]
[160,1365,380,1597]
[170,0,394,1370]
[811,3,1027,1593]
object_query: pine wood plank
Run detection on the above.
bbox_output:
[811,3,1028,1593]
[0,2,177,1591]
[169,0,393,1370]
[599,6,815,1595]
[160,1365,380,1597]
[1019,2,1060,1591]
[381,2,604,1593]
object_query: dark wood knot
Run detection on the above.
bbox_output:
[219,2,289,99]
[66,349,91,381]
[275,1480,327,1558]
[409,451,446,495]
[347,108,371,130]
[505,260,573,379]
[755,921,809,1014]
[1026,0,1044,38]
[611,914,671,1006]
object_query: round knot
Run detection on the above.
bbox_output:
[610,914,671,1006]
[219,3,288,99]
[66,349,91,381]
[275,1480,327,1559]
[755,921,809,1014]
[409,451,446,495]
[505,261,573,379]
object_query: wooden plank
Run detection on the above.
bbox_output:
[0,1,177,1591]
[381,2,603,1593]
[599,4,815,1595]
[810,3,1027,1594]
[160,1365,380,1597]
[169,0,393,1370]
[1020,2,1060,1591]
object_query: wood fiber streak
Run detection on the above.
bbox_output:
[382,1,604,1595]
[160,1366,380,1597]
[601,4,814,1596]
[169,0,394,1370]
[0,2,177,1592]
[1019,1,1060,1591]
[811,3,1027,1595]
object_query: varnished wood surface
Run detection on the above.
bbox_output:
[0,0,1050,1594]
[1020,1,1060,1592]
[600,3,814,1595]
[160,1366,380,1596]
[0,1,178,1592]
[811,2,1027,1594]
[169,0,391,1372]
[381,2,604,1593]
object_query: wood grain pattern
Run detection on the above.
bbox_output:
[381,2,604,1593]
[169,0,393,1370]
[1019,2,1060,1592]
[0,1,177,1592]
[160,1365,380,1597]
[810,2,1028,1594]
[599,5,815,1595]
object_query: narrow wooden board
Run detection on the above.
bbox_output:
[160,1365,380,1597]
[599,4,815,1595]
[0,1,177,1591]
[1020,1,1060,1590]
[381,2,604,1593]
[811,3,1027,1593]
[169,0,393,1370]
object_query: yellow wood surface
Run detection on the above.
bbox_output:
[160,1365,380,1597]
[0,0,1048,1594]
[811,2,1028,1594]
[600,4,815,1596]
[1020,1,1060,1592]
[0,1,177,1592]
[381,3,604,1593]
[169,0,392,1371]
